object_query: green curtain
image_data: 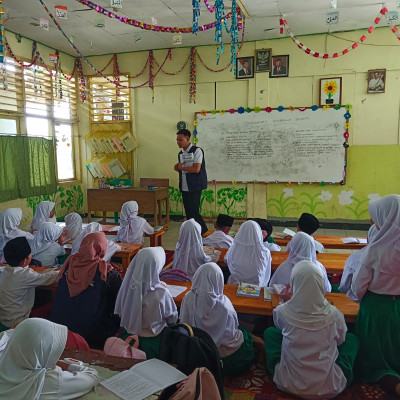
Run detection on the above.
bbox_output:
[0,136,57,202]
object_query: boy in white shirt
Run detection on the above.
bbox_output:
[251,218,281,252]
[287,213,324,253]
[0,237,58,329]
[203,214,234,249]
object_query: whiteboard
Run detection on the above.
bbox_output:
[196,108,347,183]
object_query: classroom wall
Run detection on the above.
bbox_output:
[3,27,400,221]
[81,27,399,220]
[0,33,86,226]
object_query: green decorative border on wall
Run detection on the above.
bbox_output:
[168,185,248,218]
[26,185,84,220]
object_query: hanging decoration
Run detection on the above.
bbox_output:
[73,0,236,33]
[149,50,155,103]
[192,0,200,33]
[213,0,224,64]
[112,53,120,96]
[228,0,239,73]
[189,47,196,103]
[283,7,388,58]
[0,0,4,64]
[76,58,86,102]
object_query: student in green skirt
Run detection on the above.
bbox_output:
[114,247,178,359]
[180,262,259,376]
[264,260,359,399]
[351,194,400,395]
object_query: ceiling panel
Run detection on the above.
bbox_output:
[3,0,399,56]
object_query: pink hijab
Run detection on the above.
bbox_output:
[58,232,113,297]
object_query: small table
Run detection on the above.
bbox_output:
[64,243,143,274]
[166,281,359,323]
[216,249,349,274]
[87,187,169,228]
[101,224,166,247]
[274,235,367,250]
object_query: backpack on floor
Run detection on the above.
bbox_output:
[160,367,220,400]
[158,323,224,400]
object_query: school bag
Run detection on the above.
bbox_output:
[160,367,220,400]
[103,334,147,360]
[158,323,225,400]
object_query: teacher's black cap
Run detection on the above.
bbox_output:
[298,213,319,235]
[3,237,31,266]
[216,214,234,228]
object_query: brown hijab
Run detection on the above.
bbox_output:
[58,231,113,297]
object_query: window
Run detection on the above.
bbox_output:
[0,118,18,135]
[0,57,24,114]
[23,63,77,181]
[55,123,74,180]
[88,75,131,122]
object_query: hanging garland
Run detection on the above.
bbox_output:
[149,49,155,103]
[196,16,245,73]
[189,47,196,103]
[153,53,190,76]
[38,0,168,91]
[76,58,86,102]
[283,7,388,58]
[74,0,235,34]
[112,54,121,97]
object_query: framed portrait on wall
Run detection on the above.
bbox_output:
[236,56,254,79]
[319,77,342,107]
[255,49,271,72]
[269,55,289,78]
[367,69,385,93]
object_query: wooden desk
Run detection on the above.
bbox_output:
[216,249,349,274]
[64,243,143,274]
[101,224,167,247]
[166,281,359,323]
[274,235,367,250]
[62,349,143,371]
[87,187,169,228]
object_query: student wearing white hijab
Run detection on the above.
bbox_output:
[0,208,33,262]
[30,201,55,233]
[31,223,66,267]
[180,262,254,376]
[226,220,271,286]
[0,318,99,400]
[351,195,400,395]
[116,201,154,244]
[62,212,83,244]
[338,224,378,300]
[72,222,121,263]
[264,261,359,400]
[269,232,331,292]
[172,219,212,277]
[115,247,178,359]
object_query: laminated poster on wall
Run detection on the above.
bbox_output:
[119,132,137,152]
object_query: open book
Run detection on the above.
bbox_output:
[100,358,187,400]
[341,237,368,244]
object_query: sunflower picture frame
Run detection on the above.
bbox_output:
[319,77,342,107]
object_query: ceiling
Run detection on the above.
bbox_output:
[3,0,399,56]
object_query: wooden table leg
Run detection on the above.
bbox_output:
[121,254,130,274]
[154,198,158,227]
[102,211,107,224]
[149,235,156,247]
[88,211,92,222]
[166,195,170,228]
[157,234,163,247]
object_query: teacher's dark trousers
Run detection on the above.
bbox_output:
[181,190,208,235]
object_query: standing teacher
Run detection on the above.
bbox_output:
[174,129,208,235]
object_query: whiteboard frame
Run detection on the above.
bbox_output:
[194,106,349,185]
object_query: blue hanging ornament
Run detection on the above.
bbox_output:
[192,0,200,34]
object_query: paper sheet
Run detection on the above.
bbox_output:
[283,228,296,237]
[166,284,188,298]
[100,359,186,400]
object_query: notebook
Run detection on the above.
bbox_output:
[236,282,261,298]
[341,237,368,244]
